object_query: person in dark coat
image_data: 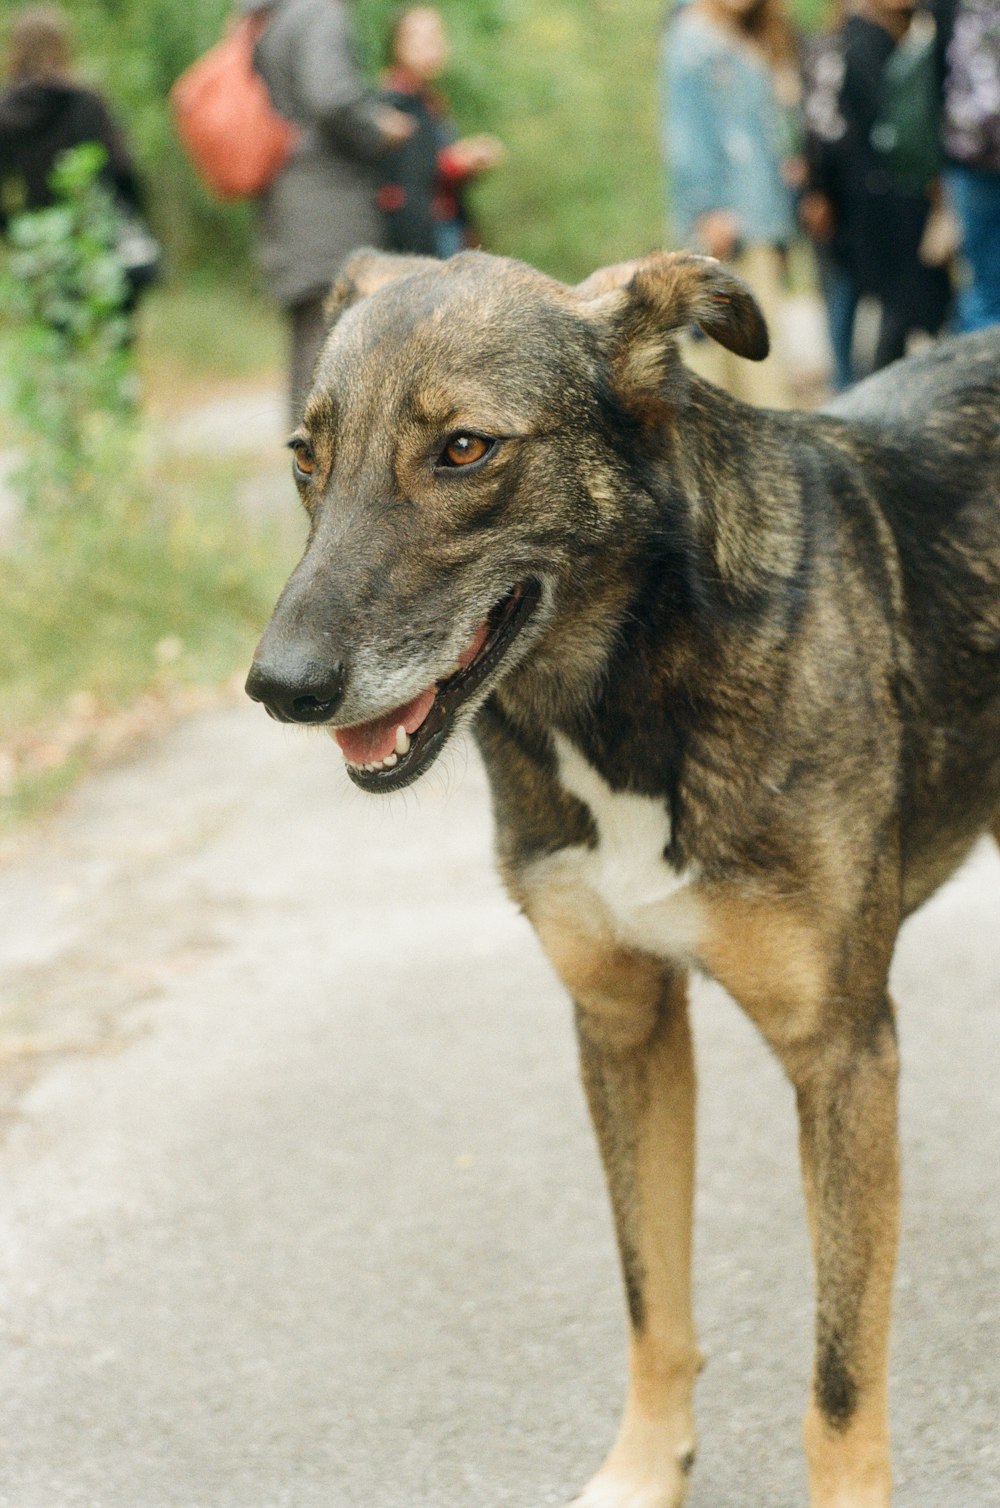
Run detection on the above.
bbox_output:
[0,4,142,233]
[931,0,1000,331]
[376,6,503,259]
[801,0,951,387]
[251,0,415,419]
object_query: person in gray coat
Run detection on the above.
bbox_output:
[250,0,413,417]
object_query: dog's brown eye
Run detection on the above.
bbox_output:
[441,434,489,468]
[291,441,315,478]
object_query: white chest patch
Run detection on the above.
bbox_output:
[538,733,700,961]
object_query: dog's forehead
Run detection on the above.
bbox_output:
[312,260,594,422]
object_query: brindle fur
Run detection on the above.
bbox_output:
[246,248,1000,1508]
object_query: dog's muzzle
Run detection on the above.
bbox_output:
[244,654,346,725]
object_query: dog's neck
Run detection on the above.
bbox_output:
[665,379,811,602]
[495,383,811,756]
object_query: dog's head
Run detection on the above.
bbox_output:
[245,248,767,791]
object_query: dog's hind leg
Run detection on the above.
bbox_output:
[757,1008,897,1506]
[793,1000,899,1508]
[699,888,900,1508]
[532,911,700,1508]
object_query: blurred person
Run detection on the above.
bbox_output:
[250,0,416,418]
[0,2,152,303]
[662,0,802,406]
[800,0,951,387]
[377,5,503,258]
[800,0,860,391]
[932,0,1000,330]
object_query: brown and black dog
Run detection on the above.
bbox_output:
[245,247,1000,1508]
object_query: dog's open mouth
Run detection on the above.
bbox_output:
[332,579,540,793]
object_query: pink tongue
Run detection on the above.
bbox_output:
[331,617,491,767]
[333,686,437,765]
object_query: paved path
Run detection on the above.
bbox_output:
[0,703,997,1507]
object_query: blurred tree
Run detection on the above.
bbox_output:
[0,143,136,521]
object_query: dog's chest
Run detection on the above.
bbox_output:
[538,734,697,958]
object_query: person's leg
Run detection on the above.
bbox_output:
[678,325,732,391]
[433,219,465,259]
[947,166,1000,332]
[288,293,330,424]
[872,302,909,372]
[817,251,859,391]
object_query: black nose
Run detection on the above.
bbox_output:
[245,656,347,724]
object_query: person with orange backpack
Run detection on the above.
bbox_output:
[175,0,412,419]
[252,0,414,417]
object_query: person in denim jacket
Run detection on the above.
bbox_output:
[662,0,801,405]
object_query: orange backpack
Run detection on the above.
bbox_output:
[170,15,298,201]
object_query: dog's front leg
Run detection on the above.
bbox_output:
[572,973,700,1508]
[533,911,700,1508]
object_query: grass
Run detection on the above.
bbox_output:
[0,450,298,831]
[0,467,281,728]
[135,275,284,408]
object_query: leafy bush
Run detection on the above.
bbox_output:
[0,142,135,521]
[0,136,295,824]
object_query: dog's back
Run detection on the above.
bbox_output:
[821,329,1000,907]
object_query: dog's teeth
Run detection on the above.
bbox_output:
[394,725,410,756]
[383,752,398,768]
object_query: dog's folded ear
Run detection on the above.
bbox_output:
[576,251,769,363]
[325,248,442,324]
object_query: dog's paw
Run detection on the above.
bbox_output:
[565,1399,696,1508]
[565,1451,694,1508]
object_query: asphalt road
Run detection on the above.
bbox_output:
[0,702,997,1508]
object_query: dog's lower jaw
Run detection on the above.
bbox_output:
[566,1407,696,1508]
[340,578,543,794]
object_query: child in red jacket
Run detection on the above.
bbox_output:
[377,6,503,258]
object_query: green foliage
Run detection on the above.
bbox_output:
[0,134,295,824]
[0,142,135,520]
